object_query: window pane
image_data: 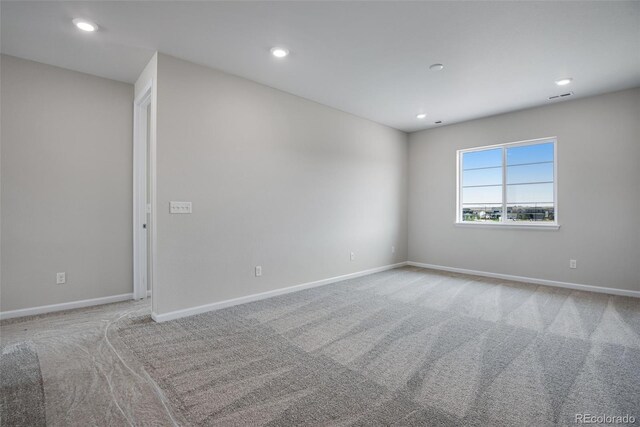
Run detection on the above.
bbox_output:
[507,162,553,185]
[507,204,555,222]
[458,140,556,225]
[462,185,502,204]
[463,167,502,187]
[507,182,553,204]
[506,142,554,166]
[462,148,502,170]
[462,204,502,222]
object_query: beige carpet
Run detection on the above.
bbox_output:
[1,342,47,426]
[117,266,640,426]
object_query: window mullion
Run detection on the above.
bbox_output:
[501,147,507,222]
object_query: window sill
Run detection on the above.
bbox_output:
[454,222,560,230]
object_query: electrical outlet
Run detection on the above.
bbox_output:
[391,246,395,254]
[569,259,577,269]
[350,251,355,261]
[255,266,262,277]
[56,272,66,285]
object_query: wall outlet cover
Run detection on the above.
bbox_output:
[170,201,192,214]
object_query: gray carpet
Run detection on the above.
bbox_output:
[117,266,640,426]
[0,342,47,426]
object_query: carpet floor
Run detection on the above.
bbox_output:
[1,342,47,426]
[117,266,640,426]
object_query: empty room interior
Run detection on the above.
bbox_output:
[1,1,640,426]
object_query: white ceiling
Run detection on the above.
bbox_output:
[2,1,639,132]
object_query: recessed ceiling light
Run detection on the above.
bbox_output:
[73,18,98,32]
[429,64,444,71]
[555,78,573,86]
[270,47,289,58]
[416,113,427,119]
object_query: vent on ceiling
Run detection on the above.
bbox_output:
[548,91,574,100]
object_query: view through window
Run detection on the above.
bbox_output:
[458,138,557,225]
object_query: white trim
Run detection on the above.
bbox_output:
[454,222,560,230]
[554,139,559,223]
[407,261,640,298]
[149,84,158,314]
[0,294,135,320]
[456,136,558,227]
[134,80,153,106]
[133,81,154,301]
[456,144,461,222]
[458,136,557,153]
[151,262,408,322]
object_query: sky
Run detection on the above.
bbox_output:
[462,142,554,206]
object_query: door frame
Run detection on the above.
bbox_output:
[133,81,155,300]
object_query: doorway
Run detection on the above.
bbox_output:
[133,82,154,301]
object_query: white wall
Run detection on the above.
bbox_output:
[154,54,408,316]
[0,55,134,312]
[409,88,640,292]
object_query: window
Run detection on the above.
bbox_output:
[456,137,558,228]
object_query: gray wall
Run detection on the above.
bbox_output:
[5,51,634,316]
[1,55,134,311]
[408,88,640,292]
[154,54,408,315]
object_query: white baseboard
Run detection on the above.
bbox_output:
[407,261,640,298]
[152,262,408,322]
[0,293,134,321]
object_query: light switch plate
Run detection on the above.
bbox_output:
[170,201,192,214]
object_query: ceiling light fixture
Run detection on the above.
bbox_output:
[429,63,444,71]
[555,77,573,86]
[270,47,289,58]
[72,18,98,32]
[416,113,427,119]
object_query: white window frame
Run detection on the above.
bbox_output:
[456,136,559,230]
